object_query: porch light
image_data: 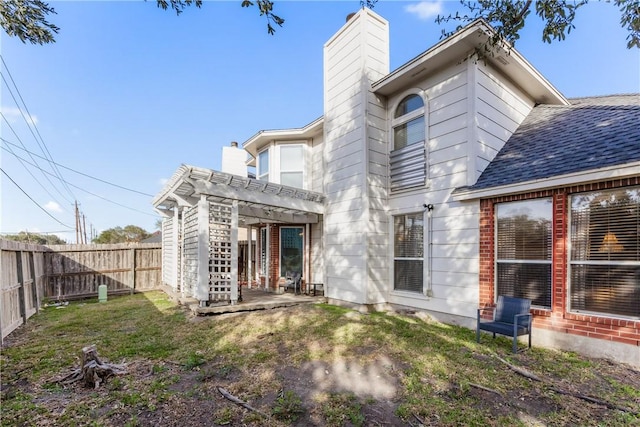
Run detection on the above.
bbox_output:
[599,232,624,253]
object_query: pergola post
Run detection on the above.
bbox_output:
[305,223,310,291]
[196,195,210,306]
[230,200,239,304]
[265,224,270,291]
[172,206,180,293]
[247,225,253,289]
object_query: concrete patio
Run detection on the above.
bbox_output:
[165,286,326,316]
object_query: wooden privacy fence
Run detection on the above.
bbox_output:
[1,241,161,342]
[0,240,45,342]
[44,243,161,301]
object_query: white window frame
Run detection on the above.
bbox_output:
[257,148,270,182]
[278,143,306,189]
[390,210,426,295]
[567,186,640,319]
[494,198,553,309]
[389,91,427,193]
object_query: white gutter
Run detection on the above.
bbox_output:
[452,162,640,201]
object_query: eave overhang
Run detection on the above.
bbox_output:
[242,116,324,165]
[452,161,640,202]
[153,165,325,225]
[372,19,568,106]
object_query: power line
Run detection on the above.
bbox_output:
[1,138,154,197]
[0,133,72,214]
[0,168,74,229]
[1,113,74,206]
[2,148,158,217]
[65,181,158,217]
[0,55,77,200]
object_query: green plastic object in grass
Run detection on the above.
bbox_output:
[98,284,108,303]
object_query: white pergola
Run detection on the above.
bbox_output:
[153,165,325,306]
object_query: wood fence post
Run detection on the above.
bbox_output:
[16,252,26,324]
[29,252,38,313]
[130,248,136,295]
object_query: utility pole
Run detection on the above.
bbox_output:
[82,214,88,244]
[75,201,80,244]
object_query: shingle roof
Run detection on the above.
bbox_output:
[466,94,640,191]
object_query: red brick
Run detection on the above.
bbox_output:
[588,332,613,341]
[611,336,640,346]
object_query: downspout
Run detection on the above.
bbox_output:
[424,203,434,297]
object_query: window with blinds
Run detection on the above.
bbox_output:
[496,198,552,308]
[393,213,424,293]
[569,187,640,319]
[391,94,426,192]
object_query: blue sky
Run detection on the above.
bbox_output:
[1,1,639,243]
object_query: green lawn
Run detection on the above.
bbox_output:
[1,291,638,426]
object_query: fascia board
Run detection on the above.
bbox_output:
[242,116,324,158]
[452,162,640,201]
[372,19,567,105]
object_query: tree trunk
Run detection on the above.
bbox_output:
[56,345,127,389]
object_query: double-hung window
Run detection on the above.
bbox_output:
[258,149,269,182]
[569,187,640,318]
[496,199,552,308]
[393,213,424,293]
[280,145,304,189]
[390,94,426,192]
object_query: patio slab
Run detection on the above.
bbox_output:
[166,286,325,315]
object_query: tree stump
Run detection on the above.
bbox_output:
[57,345,127,389]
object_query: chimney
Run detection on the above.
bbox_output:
[221,141,248,177]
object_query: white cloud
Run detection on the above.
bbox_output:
[404,1,443,21]
[0,106,38,125]
[158,178,169,186]
[43,201,63,213]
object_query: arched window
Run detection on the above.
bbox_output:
[391,94,426,191]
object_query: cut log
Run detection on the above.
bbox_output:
[56,345,127,389]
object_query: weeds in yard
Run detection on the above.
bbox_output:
[272,389,304,422]
[213,407,234,425]
[182,351,205,370]
[320,392,365,427]
[1,291,638,427]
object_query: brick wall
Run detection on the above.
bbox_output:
[479,178,640,347]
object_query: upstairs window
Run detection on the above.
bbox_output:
[258,149,269,182]
[280,145,304,188]
[391,94,426,192]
